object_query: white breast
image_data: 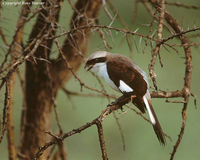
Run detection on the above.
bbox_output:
[91,63,120,92]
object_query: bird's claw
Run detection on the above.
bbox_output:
[107,101,116,107]
[120,106,124,112]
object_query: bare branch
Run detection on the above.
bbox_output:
[149,0,165,90]
[113,112,126,150]
[102,0,113,21]
[148,0,194,159]
[34,95,131,159]
[151,89,184,98]
[0,81,9,143]
[165,2,200,9]
[96,120,108,160]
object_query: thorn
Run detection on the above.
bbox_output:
[108,13,117,27]
[139,36,142,52]
[197,37,200,43]
[133,27,139,33]
[194,21,196,29]
[187,22,189,30]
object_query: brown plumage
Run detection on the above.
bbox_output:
[107,54,147,113]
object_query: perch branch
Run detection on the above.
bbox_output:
[34,95,131,160]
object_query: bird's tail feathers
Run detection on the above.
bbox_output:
[143,93,166,145]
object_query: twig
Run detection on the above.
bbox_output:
[0,26,9,46]
[190,92,197,109]
[96,120,108,160]
[0,27,47,91]
[34,95,131,159]
[54,38,111,97]
[113,112,126,150]
[46,24,200,52]
[0,80,9,143]
[47,142,57,160]
[0,22,47,75]
[159,27,200,46]
[106,0,127,29]
[129,0,139,29]
[68,0,80,15]
[62,88,107,98]
[166,100,186,103]
[165,2,200,9]
[96,28,112,50]
[46,24,152,41]
[142,0,174,35]
[90,71,108,94]
[151,89,184,98]
[148,0,193,159]
[149,0,165,91]
[143,10,157,53]
[104,0,134,58]
[102,0,113,21]
[0,0,32,73]
[127,101,172,141]
[65,86,173,142]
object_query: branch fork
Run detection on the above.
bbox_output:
[35,95,131,160]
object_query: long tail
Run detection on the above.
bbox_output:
[143,91,166,145]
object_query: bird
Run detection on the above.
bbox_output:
[84,51,166,145]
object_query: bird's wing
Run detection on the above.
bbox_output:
[107,54,148,113]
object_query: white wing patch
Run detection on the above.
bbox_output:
[119,80,133,93]
[143,95,156,125]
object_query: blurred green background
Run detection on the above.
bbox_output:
[0,0,200,159]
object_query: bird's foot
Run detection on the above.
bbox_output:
[130,94,136,102]
[120,106,125,112]
[107,101,116,107]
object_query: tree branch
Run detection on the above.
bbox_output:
[34,95,131,159]
[149,0,165,90]
[148,0,193,159]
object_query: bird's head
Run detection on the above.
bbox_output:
[84,51,110,72]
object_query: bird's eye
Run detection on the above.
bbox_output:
[95,58,98,62]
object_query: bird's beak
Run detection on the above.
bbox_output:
[84,64,93,71]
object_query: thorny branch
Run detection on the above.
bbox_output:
[54,38,111,98]
[45,24,200,51]
[0,32,46,90]
[34,95,131,160]
[165,2,200,9]
[0,81,10,143]
[149,0,165,90]
[147,0,194,159]
[35,87,177,159]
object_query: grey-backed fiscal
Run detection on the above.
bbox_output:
[84,51,166,145]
